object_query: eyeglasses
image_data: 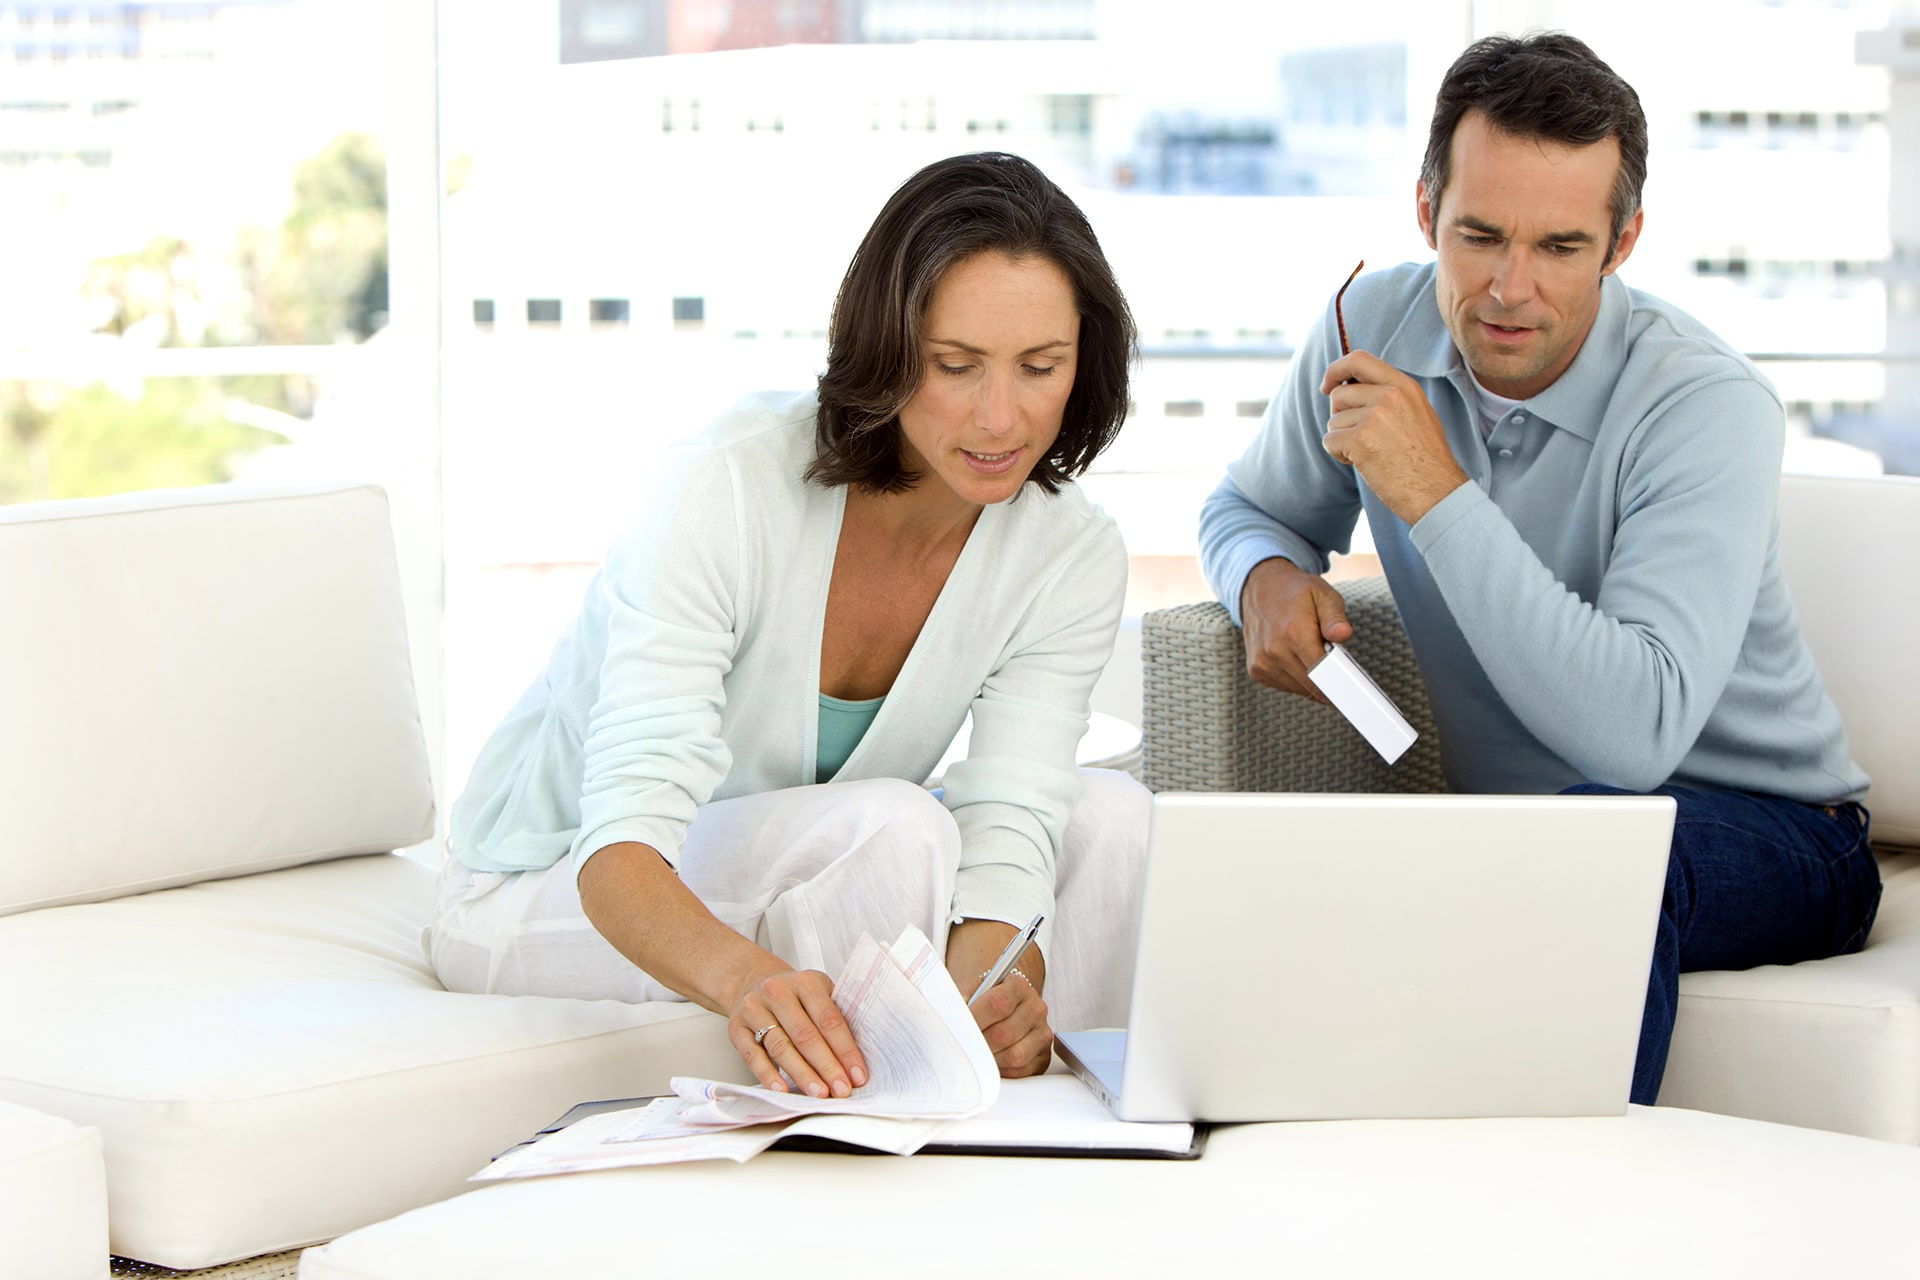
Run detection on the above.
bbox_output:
[1335,259,1364,357]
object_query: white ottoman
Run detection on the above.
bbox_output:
[301,1105,1920,1279]
[0,1101,108,1280]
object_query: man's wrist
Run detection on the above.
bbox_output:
[1240,555,1302,611]
[1403,471,1472,527]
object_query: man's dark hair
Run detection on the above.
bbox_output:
[1421,32,1648,262]
[810,151,1136,494]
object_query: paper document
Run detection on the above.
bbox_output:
[475,1076,1199,1182]
[671,925,999,1125]
[472,924,997,1179]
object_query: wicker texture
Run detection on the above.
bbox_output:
[112,1249,302,1278]
[1142,577,1446,794]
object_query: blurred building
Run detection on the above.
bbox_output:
[1847,3,1920,471]
[1476,0,1905,462]
[430,0,1916,785]
[0,0,380,350]
[558,0,1098,62]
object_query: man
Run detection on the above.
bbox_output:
[1198,32,1880,1105]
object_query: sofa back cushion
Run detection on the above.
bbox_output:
[1778,473,1920,849]
[0,482,436,915]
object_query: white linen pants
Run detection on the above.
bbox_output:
[425,769,1148,1032]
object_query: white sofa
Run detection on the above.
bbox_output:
[1140,472,1920,1143]
[0,483,748,1272]
[7,474,1911,1274]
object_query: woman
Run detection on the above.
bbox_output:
[429,151,1148,1099]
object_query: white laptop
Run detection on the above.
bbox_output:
[1054,792,1675,1123]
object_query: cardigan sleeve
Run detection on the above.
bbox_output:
[939,509,1128,950]
[569,439,744,874]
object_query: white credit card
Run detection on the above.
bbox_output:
[1306,642,1418,765]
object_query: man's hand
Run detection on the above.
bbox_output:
[1321,349,1468,526]
[1239,556,1351,703]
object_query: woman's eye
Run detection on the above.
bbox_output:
[936,363,971,376]
[1023,364,1057,377]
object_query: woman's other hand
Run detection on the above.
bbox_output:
[949,918,1052,1077]
[729,963,869,1100]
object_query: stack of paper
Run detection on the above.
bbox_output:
[671,923,1001,1128]
[476,925,998,1179]
[473,926,1201,1180]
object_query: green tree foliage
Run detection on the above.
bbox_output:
[0,379,281,505]
[0,132,390,506]
[80,235,204,344]
[241,131,390,344]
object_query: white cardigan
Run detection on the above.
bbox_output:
[451,389,1129,930]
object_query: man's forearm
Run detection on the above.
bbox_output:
[1199,474,1336,627]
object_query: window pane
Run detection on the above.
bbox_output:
[0,0,396,504]
[439,0,1915,775]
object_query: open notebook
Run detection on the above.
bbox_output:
[477,926,1200,1180]
[485,1073,1201,1180]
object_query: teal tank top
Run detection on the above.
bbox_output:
[817,692,884,783]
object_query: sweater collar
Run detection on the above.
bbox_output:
[1384,271,1630,444]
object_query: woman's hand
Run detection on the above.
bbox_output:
[728,961,868,1100]
[949,919,1052,1077]
[577,842,868,1098]
[964,969,1052,1076]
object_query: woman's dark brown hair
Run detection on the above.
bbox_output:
[809,152,1136,494]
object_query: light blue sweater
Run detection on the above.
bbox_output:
[1201,262,1867,803]
[452,390,1129,934]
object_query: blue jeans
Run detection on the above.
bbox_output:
[1562,784,1882,1106]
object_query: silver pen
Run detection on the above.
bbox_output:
[966,912,1044,1008]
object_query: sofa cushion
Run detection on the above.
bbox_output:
[1663,850,1920,1141]
[1775,475,1920,849]
[0,483,436,916]
[0,1101,108,1280]
[0,853,744,1270]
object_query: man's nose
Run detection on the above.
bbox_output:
[1489,250,1537,308]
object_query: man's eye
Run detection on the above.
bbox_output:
[1464,234,1500,247]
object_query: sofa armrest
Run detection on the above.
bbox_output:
[1140,576,1446,794]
